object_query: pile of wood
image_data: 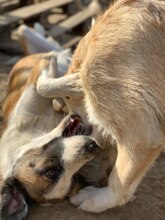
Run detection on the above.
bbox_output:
[0,0,112,54]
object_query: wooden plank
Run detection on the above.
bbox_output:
[63,36,82,48]
[49,1,101,37]
[0,0,19,13]
[48,14,68,25]
[0,0,73,29]
[0,40,23,55]
[19,0,33,7]
[0,0,9,4]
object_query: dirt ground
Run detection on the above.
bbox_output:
[0,53,165,220]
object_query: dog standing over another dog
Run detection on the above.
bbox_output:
[36,0,165,213]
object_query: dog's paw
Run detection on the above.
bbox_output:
[70,185,135,213]
[70,186,96,207]
[70,186,111,213]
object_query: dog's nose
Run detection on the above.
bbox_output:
[85,141,100,153]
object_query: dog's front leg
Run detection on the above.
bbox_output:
[70,145,161,213]
[36,56,83,98]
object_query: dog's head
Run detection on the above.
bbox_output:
[0,114,101,220]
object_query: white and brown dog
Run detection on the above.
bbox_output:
[29,0,165,214]
[0,52,102,220]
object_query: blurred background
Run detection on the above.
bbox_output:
[0,1,165,220]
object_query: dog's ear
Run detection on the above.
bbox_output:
[0,177,33,220]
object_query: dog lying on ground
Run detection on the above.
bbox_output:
[0,52,102,220]
[34,0,165,213]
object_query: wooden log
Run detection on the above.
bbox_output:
[49,0,101,37]
[19,0,33,7]
[0,0,19,13]
[0,40,23,55]
[63,36,82,48]
[0,0,8,4]
[0,0,73,29]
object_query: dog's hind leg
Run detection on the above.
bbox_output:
[70,145,161,213]
[36,56,83,98]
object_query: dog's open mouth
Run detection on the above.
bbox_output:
[62,114,92,137]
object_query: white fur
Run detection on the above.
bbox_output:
[0,84,61,179]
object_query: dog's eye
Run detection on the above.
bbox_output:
[44,166,63,182]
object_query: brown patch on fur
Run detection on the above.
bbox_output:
[2,52,56,132]
[2,87,25,130]
[26,53,54,85]
[15,148,57,202]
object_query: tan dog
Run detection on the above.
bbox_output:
[35,0,165,213]
[0,52,102,220]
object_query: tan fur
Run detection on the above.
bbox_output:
[68,0,165,212]
[36,0,165,212]
[15,149,52,202]
[2,53,55,129]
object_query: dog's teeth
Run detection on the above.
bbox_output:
[70,118,74,123]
